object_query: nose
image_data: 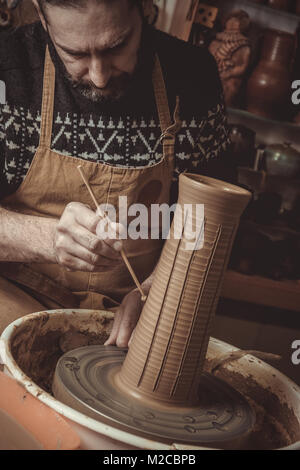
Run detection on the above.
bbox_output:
[89,56,112,89]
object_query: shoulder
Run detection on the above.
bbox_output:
[0,22,45,105]
[152,28,223,115]
[0,22,45,72]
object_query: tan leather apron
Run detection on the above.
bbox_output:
[0,48,180,313]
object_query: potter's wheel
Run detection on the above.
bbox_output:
[53,346,255,446]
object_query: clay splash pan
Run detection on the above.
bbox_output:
[52,345,256,448]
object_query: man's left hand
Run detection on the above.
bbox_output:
[104,273,155,348]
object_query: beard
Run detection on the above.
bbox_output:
[66,71,133,103]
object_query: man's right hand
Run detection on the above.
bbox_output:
[54,202,124,272]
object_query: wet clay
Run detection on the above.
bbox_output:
[203,359,300,450]
[10,311,114,393]
[118,174,251,405]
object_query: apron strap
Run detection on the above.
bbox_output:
[152,55,182,162]
[39,47,56,149]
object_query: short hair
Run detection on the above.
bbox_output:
[37,0,142,14]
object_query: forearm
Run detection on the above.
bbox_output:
[0,206,58,263]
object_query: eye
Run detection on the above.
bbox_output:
[110,44,123,54]
[68,52,89,59]
[110,39,128,54]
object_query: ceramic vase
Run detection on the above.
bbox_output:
[246,29,295,120]
[117,174,251,406]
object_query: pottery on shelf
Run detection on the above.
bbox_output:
[209,10,251,107]
[117,174,251,406]
[246,29,295,120]
[264,142,300,178]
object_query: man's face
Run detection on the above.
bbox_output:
[37,0,143,102]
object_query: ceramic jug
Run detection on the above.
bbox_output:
[265,142,300,178]
[246,29,295,120]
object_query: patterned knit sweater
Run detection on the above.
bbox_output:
[0,21,232,200]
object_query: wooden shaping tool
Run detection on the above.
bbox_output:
[77,165,147,302]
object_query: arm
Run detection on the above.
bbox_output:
[0,203,125,270]
[193,101,236,184]
[0,111,124,268]
[0,206,57,263]
[0,111,50,262]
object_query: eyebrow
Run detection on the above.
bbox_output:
[55,27,133,56]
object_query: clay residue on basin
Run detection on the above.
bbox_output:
[204,360,300,450]
[10,311,114,393]
[8,311,300,450]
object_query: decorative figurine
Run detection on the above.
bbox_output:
[209,10,251,107]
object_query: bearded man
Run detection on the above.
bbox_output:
[0,0,231,345]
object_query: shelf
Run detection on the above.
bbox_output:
[222,270,300,312]
[228,108,300,152]
[209,0,300,33]
[242,220,300,239]
[228,108,299,131]
[233,0,300,22]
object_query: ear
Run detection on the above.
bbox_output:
[31,0,47,30]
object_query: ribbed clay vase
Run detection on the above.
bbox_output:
[246,29,295,120]
[116,174,251,407]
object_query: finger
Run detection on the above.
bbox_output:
[69,202,102,233]
[64,243,122,267]
[116,299,142,348]
[128,328,136,348]
[58,253,98,273]
[69,225,122,260]
[96,220,125,252]
[105,310,123,346]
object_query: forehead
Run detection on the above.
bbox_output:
[46,0,135,49]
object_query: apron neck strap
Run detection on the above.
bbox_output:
[153,55,181,157]
[152,55,172,134]
[39,47,56,149]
